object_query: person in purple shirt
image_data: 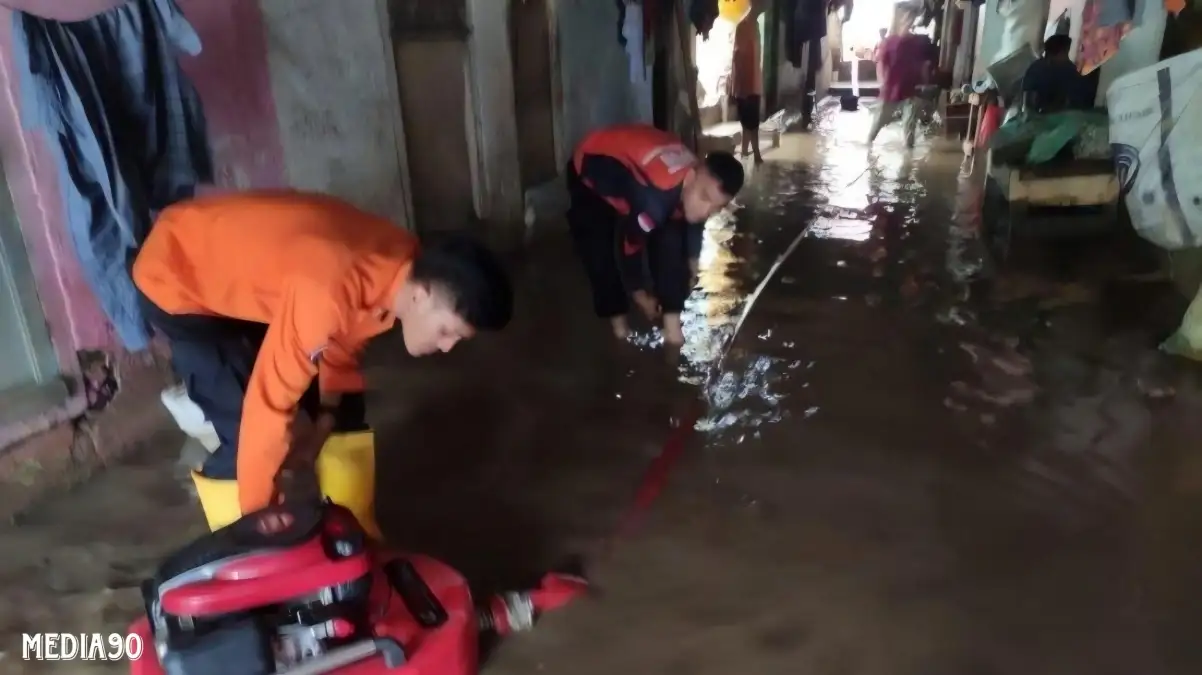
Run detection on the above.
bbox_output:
[867,11,933,149]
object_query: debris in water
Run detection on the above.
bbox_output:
[944,397,968,412]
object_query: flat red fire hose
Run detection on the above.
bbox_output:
[503,224,813,628]
[610,221,810,544]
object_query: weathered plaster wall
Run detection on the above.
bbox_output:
[259,0,412,225]
[178,0,287,193]
[557,0,652,156]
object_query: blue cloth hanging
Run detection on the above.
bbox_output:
[12,0,213,351]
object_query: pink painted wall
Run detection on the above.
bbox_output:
[176,0,285,192]
[0,0,285,368]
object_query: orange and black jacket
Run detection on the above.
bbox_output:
[571,124,703,304]
[133,190,417,512]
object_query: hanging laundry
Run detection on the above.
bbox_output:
[0,0,126,21]
[690,0,720,39]
[783,0,828,67]
[1077,0,1132,74]
[12,0,213,351]
[623,1,648,82]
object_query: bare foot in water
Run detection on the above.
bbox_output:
[610,315,631,340]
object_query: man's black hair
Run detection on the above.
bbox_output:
[1044,34,1072,57]
[703,151,745,198]
[411,234,513,331]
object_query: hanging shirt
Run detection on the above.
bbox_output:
[12,0,213,351]
[132,190,418,512]
[571,124,700,290]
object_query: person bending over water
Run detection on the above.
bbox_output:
[565,124,744,346]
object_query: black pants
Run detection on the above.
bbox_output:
[801,38,822,123]
[565,164,692,318]
[137,291,367,480]
[736,95,762,132]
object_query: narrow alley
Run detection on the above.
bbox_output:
[5,102,1202,674]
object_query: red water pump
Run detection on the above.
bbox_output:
[128,501,586,675]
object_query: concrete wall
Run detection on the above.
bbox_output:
[557,0,652,156]
[511,0,559,189]
[523,0,651,224]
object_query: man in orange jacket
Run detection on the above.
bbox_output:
[567,124,743,345]
[132,190,513,513]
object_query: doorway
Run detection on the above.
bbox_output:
[510,0,559,188]
[389,0,478,233]
[0,170,65,427]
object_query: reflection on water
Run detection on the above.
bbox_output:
[676,104,996,448]
[808,217,873,242]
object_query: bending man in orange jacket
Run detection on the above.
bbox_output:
[132,190,513,514]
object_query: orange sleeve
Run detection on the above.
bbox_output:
[236,277,345,513]
[318,340,366,394]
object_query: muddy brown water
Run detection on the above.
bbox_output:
[4,106,1202,674]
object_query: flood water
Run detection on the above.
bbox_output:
[4,105,1202,674]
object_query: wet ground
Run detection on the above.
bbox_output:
[5,104,1202,674]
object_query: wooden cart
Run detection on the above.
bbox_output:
[983,151,1120,258]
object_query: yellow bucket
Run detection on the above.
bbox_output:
[191,430,382,540]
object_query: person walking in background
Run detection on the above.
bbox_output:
[867,7,932,148]
[730,8,765,164]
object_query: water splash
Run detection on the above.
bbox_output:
[694,355,789,437]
